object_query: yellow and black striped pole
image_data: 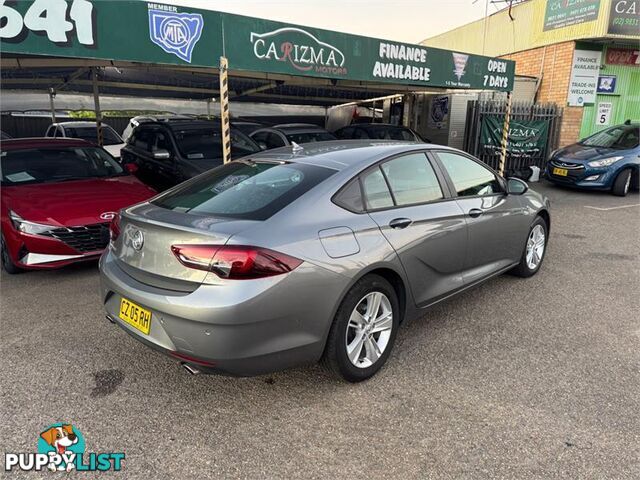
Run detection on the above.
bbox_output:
[499,91,512,177]
[92,68,104,147]
[219,56,231,164]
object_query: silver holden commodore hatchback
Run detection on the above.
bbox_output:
[100,141,551,382]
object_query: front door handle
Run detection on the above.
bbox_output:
[469,208,484,218]
[389,218,412,229]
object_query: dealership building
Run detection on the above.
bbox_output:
[421,0,640,146]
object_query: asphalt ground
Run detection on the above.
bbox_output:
[1,181,638,479]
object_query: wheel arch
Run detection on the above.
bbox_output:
[537,208,551,234]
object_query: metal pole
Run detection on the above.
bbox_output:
[218,57,231,164]
[48,88,57,123]
[499,91,512,177]
[92,68,104,147]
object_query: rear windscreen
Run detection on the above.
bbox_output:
[152,161,335,220]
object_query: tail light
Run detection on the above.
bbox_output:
[171,244,302,280]
[109,213,121,242]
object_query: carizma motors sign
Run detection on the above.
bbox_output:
[250,28,347,75]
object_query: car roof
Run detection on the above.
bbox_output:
[139,119,221,130]
[50,121,115,128]
[0,137,93,149]
[349,123,412,130]
[238,140,454,172]
[271,123,326,132]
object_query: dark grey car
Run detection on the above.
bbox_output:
[100,141,550,382]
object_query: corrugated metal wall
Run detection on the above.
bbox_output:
[421,0,626,57]
[579,46,640,138]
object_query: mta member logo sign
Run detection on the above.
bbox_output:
[148,3,203,63]
[4,423,124,472]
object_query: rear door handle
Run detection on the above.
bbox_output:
[469,208,484,218]
[389,218,412,229]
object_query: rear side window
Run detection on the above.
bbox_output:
[153,161,335,220]
[381,153,443,205]
[361,168,393,209]
[333,178,364,212]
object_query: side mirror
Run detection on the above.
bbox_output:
[152,149,171,160]
[257,141,268,150]
[124,163,138,174]
[507,177,528,195]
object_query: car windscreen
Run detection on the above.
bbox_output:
[580,126,639,149]
[174,128,261,160]
[63,126,123,146]
[366,126,416,141]
[0,146,124,185]
[152,161,335,220]
[284,131,337,144]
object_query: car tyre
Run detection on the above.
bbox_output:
[612,168,632,197]
[1,235,23,275]
[322,274,399,382]
[510,216,548,278]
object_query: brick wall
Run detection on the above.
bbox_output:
[502,41,583,146]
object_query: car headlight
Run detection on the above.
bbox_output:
[9,211,57,235]
[587,156,623,168]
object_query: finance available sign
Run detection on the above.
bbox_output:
[567,49,602,107]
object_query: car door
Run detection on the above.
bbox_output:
[364,151,468,307]
[123,126,159,188]
[146,128,180,191]
[433,150,530,284]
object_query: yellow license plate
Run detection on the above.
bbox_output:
[119,297,152,335]
[553,167,568,176]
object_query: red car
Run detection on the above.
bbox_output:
[1,138,156,273]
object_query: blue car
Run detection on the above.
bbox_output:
[546,122,639,196]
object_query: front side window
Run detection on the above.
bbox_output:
[437,152,502,197]
[1,147,123,185]
[381,153,443,205]
[152,161,335,220]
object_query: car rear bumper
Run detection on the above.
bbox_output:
[99,249,348,376]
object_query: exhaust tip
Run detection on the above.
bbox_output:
[181,363,201,375]
[105,315,116,324]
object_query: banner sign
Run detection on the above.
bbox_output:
[543,0,601,31]
[0,0,515,92]
[567,49,602,106]
[605,47,640,66]
[608,0,640,35]
[480,117,550,156]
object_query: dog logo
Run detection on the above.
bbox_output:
[38,424,84,472]
[100,211,117,221]
[4,423,125,472]
[131,229,144,251]
[148,5,203,63]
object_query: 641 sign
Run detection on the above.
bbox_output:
[0,0,95,45]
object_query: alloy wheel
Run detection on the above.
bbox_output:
[525,224,546,270]
[345,291,393,368]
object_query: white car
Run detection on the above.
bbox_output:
[45,121,126,159]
